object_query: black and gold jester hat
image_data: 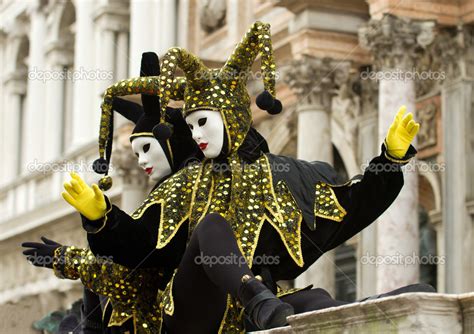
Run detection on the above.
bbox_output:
[153,21,282,154]
[93,52,188,190]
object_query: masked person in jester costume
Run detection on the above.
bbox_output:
[58,22,424,332]
[21,52,206,334]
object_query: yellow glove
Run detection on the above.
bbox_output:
[385,105,420,159]
[62,172,107,221]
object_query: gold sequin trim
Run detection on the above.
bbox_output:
[314,182,347,222]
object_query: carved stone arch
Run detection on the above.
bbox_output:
[331,118,360,178]
[46,0,75,45]
[258,107,297,156]
[4,15,29,76]
[14,36,30,73]
[417,160,442,212]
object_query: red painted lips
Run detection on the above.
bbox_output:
[199,143,208,150]
[145,167,153,175]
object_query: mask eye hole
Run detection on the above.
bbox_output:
[198,117,207,127]
[143,143,150,153]
[188,123,194,130]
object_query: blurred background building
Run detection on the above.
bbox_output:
[0,0,473,332]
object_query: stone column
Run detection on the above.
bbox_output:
[284,56,339,294]
[429,210,444,293]
[94,4,129,132]
[94,4,130,90]
[116,31,129,80]
[43,43,74,161]
[129,0,177,74]
[0,29,6,184]
[3,75,26,181]
[356,72,379,298]
[157,0,177,54]
[359,14,435,293]
[71,0,97,149]
[129,0,157,74]
[432,26,474,293]
[24,4,47,169]
[228,0,251,43]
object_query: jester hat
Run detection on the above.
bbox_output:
[153,21,282,155]
[93,52,200,190]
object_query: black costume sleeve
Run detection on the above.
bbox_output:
[82,197,186,270]
[319,144,416,252]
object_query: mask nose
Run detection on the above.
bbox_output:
[192,127,202,142]
[138,154,148,168]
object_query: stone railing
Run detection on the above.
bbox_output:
[254,292,474,333]
[0,141,98,224]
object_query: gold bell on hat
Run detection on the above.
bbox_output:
[98,175,112,191]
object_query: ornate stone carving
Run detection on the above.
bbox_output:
[359,14,435,70]
[111,145,148,187]
[416,102,437,149]
[282,56,339,110]
[332,62,361,146]
[414,50,440,98]
[199,0,227,34]
[429,25,474,82]
[359,65,379,116]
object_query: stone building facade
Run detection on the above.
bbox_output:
[0,0,473,332]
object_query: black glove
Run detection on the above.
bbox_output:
[21,236,62,269]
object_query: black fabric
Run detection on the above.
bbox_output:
[104,110,114,175]
[131,109,162,135]
[267,153,342,231]
[279,288,348,314]
[81,288,104,334]
[112,97,143,123]
[165,107,203,172]
[85,201,186,289]
[214,126,269,164]
[238,126,270,163]
[164,213,252,334]
[132,52,161,136]
[57,314,81,334]
[139,52,160,119]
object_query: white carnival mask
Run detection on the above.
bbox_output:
[185,110,224,159]
[131,137,172,182]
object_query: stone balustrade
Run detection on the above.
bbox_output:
[254,292,474,333]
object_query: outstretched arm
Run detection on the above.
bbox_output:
[61,172,161,267]
[61,172,186,269]
[82,197,166,268]
[316,106,420,251]
[21,237,163,300]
